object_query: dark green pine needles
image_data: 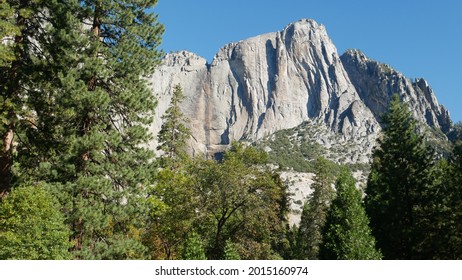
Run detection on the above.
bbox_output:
[1,0,164,259]
[320,169,381,260]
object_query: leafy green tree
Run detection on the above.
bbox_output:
[223,239,241,260]
[190,142,287,259]
[17,0,165,259]
[365,94,435,259]
[181,232,206,260]
[296,157,335,259]
[0,185,72,259]
[320,168,381,260]
[144,167,195,259]
[157,84,191,168]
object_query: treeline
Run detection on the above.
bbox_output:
[1,0,462,260]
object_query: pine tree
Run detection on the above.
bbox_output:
[365,94,435,259]
[157,84,191,168]
[296,157,335,259]
[17,0,165,259]
[320,168,381,260]
[0,0,43,195]
[143,85,193,259]
[0,185,72,259]
[423,142,462,259]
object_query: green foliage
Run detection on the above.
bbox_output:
[223,239,241,260]
[365,94,435,259]
[419,142,462,259]
[190,142,288,259]
[182,232,206,260]
[258,128,324,172]
[296,157,335,259]
[320,169,381,260]
[8,0,165,259]
[0,185,72,259]
[448,121,462,142]
[144,167,195,259]
[0,1,17,66]
[0,0,44,193]
[157,84,191,168]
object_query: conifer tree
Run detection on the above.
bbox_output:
[0,0,44,195]
[423,142,462,259]
[17,0,165,259]
[144,84,193,259]
[365,94,435,259]
[320,169,381,260]
[157,84,191,168]
[296,157,335,259]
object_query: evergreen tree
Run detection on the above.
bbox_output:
[157,84,191,168]
[296,157,335,259]
[17,0,165,259]
[0,0,46,195]
[143,88,193,259]
[365,94,435,259]
[320,169,381,260]
[422,142,462,259]
[0,185,71,259]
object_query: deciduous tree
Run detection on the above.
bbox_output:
[296,157,335,259]
[0,185,71,259]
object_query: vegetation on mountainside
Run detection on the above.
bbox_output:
[255,122,370,173]
[1,0,462,261]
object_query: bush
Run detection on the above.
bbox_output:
[0,185,72,259]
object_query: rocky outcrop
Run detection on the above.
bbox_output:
[148,19,450,161]
[340,49,451,132]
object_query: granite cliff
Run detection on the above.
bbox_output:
[147,19,450,163]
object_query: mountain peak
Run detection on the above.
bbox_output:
[284,18,323,30]
[149,20,450,158]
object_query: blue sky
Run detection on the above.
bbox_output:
[154,0,461,122]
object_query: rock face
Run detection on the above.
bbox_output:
[148,19,450,160]
[340,50,451,132]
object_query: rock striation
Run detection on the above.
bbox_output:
[340,49,451,133]
[148,19,450,161]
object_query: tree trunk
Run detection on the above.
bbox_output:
[0,128,14,196]
[0,0,27,196]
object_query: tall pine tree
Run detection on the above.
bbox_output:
[423,141,462,259]
[19,0,165,259]
[365,94,435,259]
[320,168,381,260]
[0,0,43,195]
[157,84,191,168]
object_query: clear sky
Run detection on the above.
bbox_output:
[154,0,461,123]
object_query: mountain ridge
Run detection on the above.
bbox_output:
[147,19,451,162]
